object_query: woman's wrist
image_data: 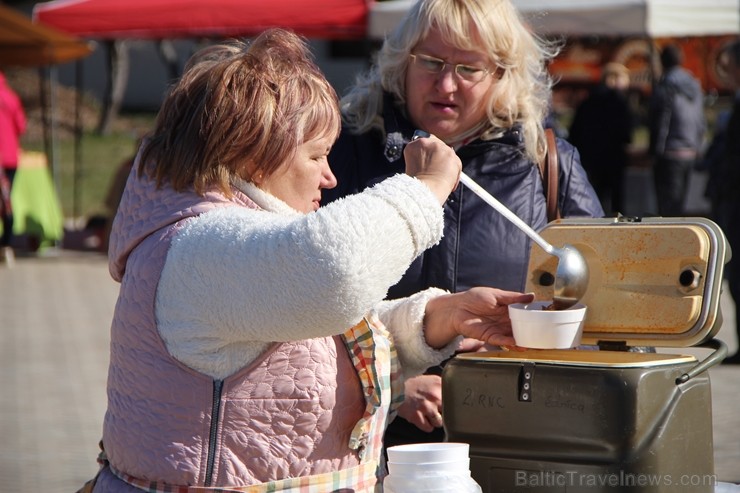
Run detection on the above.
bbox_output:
[422,293,458,348]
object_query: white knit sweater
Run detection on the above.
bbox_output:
[156,174,460,380]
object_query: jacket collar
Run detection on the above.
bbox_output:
[380,92,525,157]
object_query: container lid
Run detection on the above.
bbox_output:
[455,349,696,368]
[386,443,470,464]
[524,217,728,347]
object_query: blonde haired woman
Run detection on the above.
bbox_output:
[325,0,603,450]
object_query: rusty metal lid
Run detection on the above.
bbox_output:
[524,217,729,347]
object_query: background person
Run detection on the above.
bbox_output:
[648,43,706,217]
[569,62,635,215]
[0,71,27,265]
[88,28,532,493]
[323,0,603,451]
[99,135,144,252]
[710,39,740,364]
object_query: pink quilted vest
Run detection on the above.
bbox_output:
[98,167,367,491]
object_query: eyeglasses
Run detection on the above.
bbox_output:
[409,53,492,83]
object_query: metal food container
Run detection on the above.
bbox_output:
[442,217,730,493]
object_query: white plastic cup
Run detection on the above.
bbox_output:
[384,443,481,493]
[508,302,587,349]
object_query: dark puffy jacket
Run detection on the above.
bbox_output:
[324,99,604,296]
[648,66,706,156]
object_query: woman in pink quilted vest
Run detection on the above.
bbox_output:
[85,28,532,493]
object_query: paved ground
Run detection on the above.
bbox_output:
[1,251,116,492]
[1,243,738,491]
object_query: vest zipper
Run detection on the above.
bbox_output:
[204,379,224,486]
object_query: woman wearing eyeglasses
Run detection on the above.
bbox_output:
[323,0,603,450]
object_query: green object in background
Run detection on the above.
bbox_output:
[2,151,64,248]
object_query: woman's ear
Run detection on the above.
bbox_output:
[243,161,263,184]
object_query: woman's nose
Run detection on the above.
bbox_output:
[435,66,459,92]
[322,165,338,189]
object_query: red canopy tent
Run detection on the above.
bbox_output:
[33,0,370,40]
[33,0,373,134]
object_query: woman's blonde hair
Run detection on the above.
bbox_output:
[341,0,559,161]
[139,28,341,196]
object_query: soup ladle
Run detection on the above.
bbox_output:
[412,130,589,309]
[456,172,588,309]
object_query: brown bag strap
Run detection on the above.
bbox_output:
[537,128,561,222]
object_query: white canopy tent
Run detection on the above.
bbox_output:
[369,0,740,39]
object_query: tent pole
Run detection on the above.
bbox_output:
[48,66,59,203]
[39,66,60,201]
[38,66,51,174]
[157,39,181,81]
[97,40,129,135]
[73,59,83,221]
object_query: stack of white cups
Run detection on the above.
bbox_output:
[384,442,482,493]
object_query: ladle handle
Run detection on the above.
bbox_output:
[458,172,555,254]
